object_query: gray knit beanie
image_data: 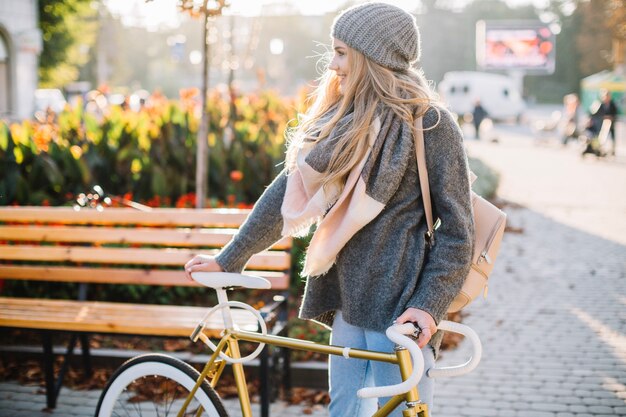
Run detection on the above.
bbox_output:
[331,2,420,71]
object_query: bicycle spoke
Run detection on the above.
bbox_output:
[96,355,227,417]
[106,375,207,417]
[114,385,140,416]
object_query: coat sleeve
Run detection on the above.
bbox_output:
[215,169,288,273]
[406,108,475,323]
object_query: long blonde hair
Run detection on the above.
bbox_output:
[286,46,439,193]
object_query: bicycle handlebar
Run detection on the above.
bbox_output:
[427,320,482,378]
[358,320,483,398]
[357,323,423,399]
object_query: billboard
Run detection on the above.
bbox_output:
[476,20,556,74]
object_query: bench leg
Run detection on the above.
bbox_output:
[79,334,92,378]
[282,346,291,401]
[40,331,87,409]
[278,291,291,401]
[260,345,270,417]
[41,332,57,409]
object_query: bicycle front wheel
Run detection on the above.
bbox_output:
[95,353,228,417]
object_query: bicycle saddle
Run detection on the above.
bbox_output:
[190,272,271,290]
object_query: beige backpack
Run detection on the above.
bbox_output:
[414,117,507,313]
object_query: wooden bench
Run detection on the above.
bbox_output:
[0,206,292,416]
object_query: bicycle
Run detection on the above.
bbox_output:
[95,272,482,417]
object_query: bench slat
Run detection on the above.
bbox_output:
[0,297,259,337]
[0,226,291,250]
[0,207,251,227]
[3,298,216,316]
[0,206,293,343]
[0,266,290,289]
[0,245,291,271]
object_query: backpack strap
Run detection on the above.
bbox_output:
[413,117,436,246]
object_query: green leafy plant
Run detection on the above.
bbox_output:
[0,89,296,207]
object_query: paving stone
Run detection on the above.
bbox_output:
[0,411,42,417]
[480,392,504,402]
[468,399,496,408]
[0,392,39,405]
[511,401,533,411]
[543,388,578,397]
[459,406,498,416]
[55,394,96,407]
[517,387,542,396]
[492,400,514,409]
[581,396,604,406]
[437,396,470,407]
[602,398,626,406]
[531,402,570,413]
[14,401,48,412]
[436,405,462,416]
[523,412,556,417]
[590,390,619,399]
[568,404,589,413]
[552,396,586,405]
[586,405,614,414]
[494,409,516,417]
[72,405,98,415]
[499,394,521,402]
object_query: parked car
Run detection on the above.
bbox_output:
[34,88,67,114]
[438,71,526,121]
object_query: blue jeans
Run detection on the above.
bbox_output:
[329,312,435,417]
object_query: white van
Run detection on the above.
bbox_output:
[437,71,526,121]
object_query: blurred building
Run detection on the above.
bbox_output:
[0,0,42,119]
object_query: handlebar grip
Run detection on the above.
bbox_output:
[357,321,482,398]
[357,324,424,399]
[426,320,482,378]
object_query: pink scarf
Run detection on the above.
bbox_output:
[281,118,386,276]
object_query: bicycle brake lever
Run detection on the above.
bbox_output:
[392,320,421,340]
[409,322,421,340]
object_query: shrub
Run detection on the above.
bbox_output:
[0,89,297,207]
[468,156,500,200]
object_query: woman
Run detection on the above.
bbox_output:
[184,3,474,416]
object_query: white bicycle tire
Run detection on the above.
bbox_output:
[95,354,227,417]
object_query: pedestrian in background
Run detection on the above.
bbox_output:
[184,3,475,416]
[598,89,618,155]
[472,98,489,140]
[561,93,580,146]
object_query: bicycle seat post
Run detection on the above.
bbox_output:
[215,288,234,329]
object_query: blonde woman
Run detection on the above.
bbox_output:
[185,3,474,415]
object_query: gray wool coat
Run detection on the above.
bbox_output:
[215,106,475,356]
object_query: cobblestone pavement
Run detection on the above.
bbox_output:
[1,124,625,416]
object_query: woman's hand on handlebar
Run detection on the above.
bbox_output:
[184,255,224,281]
[395,307,437,349]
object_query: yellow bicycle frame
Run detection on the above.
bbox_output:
[178,329,429,417]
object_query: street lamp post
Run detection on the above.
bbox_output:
[178,0,228,208]
[195,0,211,208]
